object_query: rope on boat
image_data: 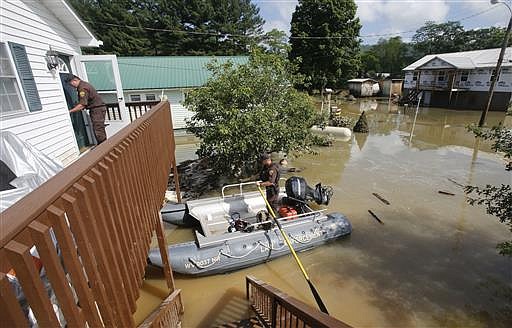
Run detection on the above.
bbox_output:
[219,245,260,259]
[188,236,304,270]
[257,240,286,251]
[188,254,221,269]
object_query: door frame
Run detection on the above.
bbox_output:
[49,47,96,149]
[78,55,129,123]
[57,54,94,148]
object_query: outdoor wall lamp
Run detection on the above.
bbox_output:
[45,47,59,73]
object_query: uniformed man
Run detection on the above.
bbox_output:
[256,153,280,212]
[67,74,107,144]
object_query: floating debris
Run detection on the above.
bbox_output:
[372,192,390,205]
[368,210,384,224]
[438,190,455,196]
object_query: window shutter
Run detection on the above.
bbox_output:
[8,42,42,112]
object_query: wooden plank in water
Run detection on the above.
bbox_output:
[372,193,390,205]
[368,210,384,225]
[447,178,464,188]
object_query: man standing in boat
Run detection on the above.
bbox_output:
[256,153,280,212]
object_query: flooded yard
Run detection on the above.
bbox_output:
[146,100,511,327]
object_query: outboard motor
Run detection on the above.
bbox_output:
[285,176,333,205]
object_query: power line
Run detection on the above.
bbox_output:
[359,5,498,39]
[84,4,500,41]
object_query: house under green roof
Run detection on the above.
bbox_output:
[84,56,249,91]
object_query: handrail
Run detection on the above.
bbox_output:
[137,289,184,328]
[1,102,165,248]
[244,209,326,229]
[0,102,181,327]
[104,101,160,122]
[246,276,353,328]
[222,181,260,198]
[222,178,286,199]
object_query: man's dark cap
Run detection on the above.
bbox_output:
[64,74,80,82]
[259,153,271,161]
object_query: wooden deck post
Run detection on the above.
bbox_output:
[156,212,175,290]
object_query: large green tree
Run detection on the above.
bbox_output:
[259,29,290,57]
[466,122,512,256]
[461,26,512,51]
[184,51,319,177]
[360,37,417,77]
[412,21,511,56]
[69,0,264,55]
[69,0,148,55]
[289,0,361,91]
[412,21,466,55]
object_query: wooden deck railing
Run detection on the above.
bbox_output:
[106,101,160,122]
[106,102,122,120]
[0,102,182,327]
[246,276,353,328]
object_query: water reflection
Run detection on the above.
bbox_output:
[161,100,511,328]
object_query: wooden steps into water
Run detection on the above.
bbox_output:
[215,317,264,328]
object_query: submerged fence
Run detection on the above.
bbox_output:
[246,276,352,328]
[0,102,182,327]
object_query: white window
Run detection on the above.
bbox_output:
[130,94,141,102]
[0,43,25,115]
[460,71,469,82]
[145,93,156,101]
[437,71,446,82]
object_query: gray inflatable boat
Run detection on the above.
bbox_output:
[149,177,352,276]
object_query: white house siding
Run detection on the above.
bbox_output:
[124,89,194,130]
[0,0,81,165]
[404,67,512,92]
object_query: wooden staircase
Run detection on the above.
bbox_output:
[245,276,353,328]
[399,89,422,105]
[216,316,264,328]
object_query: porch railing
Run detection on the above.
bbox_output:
[106,102,122,120]
[246,276,353,328]
[106,101,160,122]
[0,102,182,327]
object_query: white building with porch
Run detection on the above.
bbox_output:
[0,0,103,165]
[402,48,512,111]
[81,56,248,131]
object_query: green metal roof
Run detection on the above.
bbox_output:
[85,56,249,91]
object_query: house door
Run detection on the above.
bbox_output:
[57,55,92,150]
[79,55,126,117]
[423,91,432,105]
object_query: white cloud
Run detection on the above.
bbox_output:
[461,1,510,29]
[356,0,385,22]
[258,0,298,34]
[356,0,511,42]
[356,0,450,39]
[265,19,291,33]
[258,0,510,42]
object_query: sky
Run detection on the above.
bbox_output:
[254,0,511,44]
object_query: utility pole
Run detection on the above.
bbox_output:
[479,0,512,127]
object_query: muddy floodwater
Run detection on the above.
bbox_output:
[142,100,511,328]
